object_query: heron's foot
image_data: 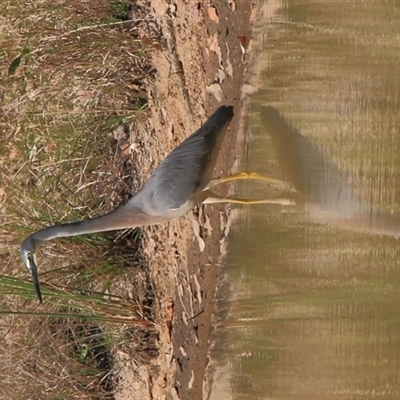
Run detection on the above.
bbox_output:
[206,171,286,190]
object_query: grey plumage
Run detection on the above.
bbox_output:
[21,105,234,303]
[134,105,234,215]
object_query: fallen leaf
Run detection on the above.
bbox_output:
[207,6,219,23]
[208,33,218,52]
[169,3,177,17]
[179,346,188,357]
[240,82,257,99]
[188,370,195,390]
[178,283,185,299]
[220,237,228,256]
[215,68,225,83]
[192,274,202,304]
[208,33,223,67]
[182,311,188,326]
[203,212,213,233]
[225,43,233,77]
[206,82,223,102]
[237,35,253,53]
[191,214,206,251]
[228,0,236,11]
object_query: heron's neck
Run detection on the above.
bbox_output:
[33,204,149,243]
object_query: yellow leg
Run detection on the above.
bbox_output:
[203,193,297,206]
[206,171,285,190]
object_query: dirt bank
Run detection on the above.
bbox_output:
[115,1,255,399]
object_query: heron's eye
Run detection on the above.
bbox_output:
[27,253,33,263]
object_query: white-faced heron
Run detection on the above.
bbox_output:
[21,105,286,302]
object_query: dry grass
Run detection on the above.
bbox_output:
[0,0,159,398]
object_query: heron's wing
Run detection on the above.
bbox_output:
[133,105,234,215]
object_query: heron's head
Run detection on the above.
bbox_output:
[21,236,43,304]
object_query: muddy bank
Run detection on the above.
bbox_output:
[115,1,256,399]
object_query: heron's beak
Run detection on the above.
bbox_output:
[30,260,43,304]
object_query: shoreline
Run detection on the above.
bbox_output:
[115,1,255,398]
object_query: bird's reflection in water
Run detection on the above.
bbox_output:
[261,105,400,238]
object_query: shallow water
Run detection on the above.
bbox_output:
[211,1,400,399]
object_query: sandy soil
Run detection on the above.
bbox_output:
[114,1,255,399]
